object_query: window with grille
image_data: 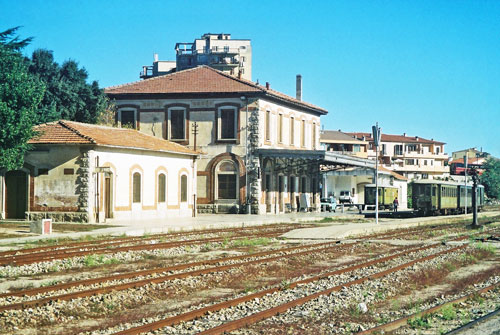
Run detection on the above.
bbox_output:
[217,161,238,199]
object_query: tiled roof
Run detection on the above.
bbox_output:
[348,132,445,145]
[320,130,366,143]
[105,66,327,114]
[380,166,407,181]
[29,120,198,156]
[449,157,484,165]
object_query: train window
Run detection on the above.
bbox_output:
[425,186,431,196]
[432,187,436,196]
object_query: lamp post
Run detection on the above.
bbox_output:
[372,123,381,225]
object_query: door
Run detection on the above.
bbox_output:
[5,170,28,219]
[104,177,111,219]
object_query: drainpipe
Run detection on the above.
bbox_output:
[95,156,99,223]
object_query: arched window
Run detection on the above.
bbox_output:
[217,161,238,199]
[180,175,188,202]
[158,173,166,203]
[133,172,141,203]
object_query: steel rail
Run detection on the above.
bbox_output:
[112,243,451,335]
[0,240,342,299]
[0,224,302,259]
[0,241,356,312]
[358,281,500,334]
[0,231,282,266]
[196,245,468,335]
[444,306,500,335]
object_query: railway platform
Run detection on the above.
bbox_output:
[1,211,499,246]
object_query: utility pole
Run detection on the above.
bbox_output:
[464,155,468,215]
[192,122,199,151]
[470,167,479,227]
[372,123,381,224]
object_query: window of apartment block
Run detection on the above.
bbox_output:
[436,147,440,154]
[405,159,415,165]
[381,144,386,155]
[133,172,141,203]
[278,114,283,143]
[181,175,188,202]
[121,110,135,129]
[265,111,271,141]
[301,120,305,147]
[219,108,237,140]
[170,109,185,140]
[290,117,295,145]
[353,144,361,152]
[158,173,166,203]
[406,144,417,152]
[395,145,403,155]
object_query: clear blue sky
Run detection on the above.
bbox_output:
[2,0,499,157]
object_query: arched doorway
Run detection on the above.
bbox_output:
[215,160,239,201]
[5,170,28,219]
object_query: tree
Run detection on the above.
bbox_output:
[480,158,500,199]
[28,49,108,124]
[0,28,45,170]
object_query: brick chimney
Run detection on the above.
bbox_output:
[265,82,270,90]
[296,74,302,101]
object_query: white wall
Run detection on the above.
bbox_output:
[88,147,196,223]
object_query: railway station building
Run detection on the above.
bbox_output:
[105,66,333,214]
[0,121,198,222]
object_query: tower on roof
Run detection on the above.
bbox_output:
[140,33,252,81]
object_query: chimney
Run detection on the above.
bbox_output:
[154,53,159,62]
[415,136,419,141]
[296,74,302,101]
[403,133,406,137]
[265,82,270,90]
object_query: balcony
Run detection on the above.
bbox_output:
[393,151,449,160]
[326,150,368,159]
[393,165,450,173]
[210,58,240,67]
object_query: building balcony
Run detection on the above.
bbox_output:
[210,59,240,67]
[393,165,450,173]
[393,152,448,159]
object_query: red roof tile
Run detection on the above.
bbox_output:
[29,121,198,156]
[105,66,327,114]
[348,132,445,145]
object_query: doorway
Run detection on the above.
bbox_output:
[5,170,28,219]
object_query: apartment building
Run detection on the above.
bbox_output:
[320,130,368,158]
[349,132,449,180]
[140,33,252,81]
[106,66,326,214]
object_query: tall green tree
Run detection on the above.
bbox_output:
[480,158,500,199]
[0,28,45,170]
[28,49,107,123]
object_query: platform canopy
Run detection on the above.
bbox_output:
[254,149,376,172]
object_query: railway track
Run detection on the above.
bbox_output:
[358,281,500,335]
[110,243,466,335]
[0,224,305,259]
[0,230,286,266]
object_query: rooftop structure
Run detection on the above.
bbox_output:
[140,33,252,81]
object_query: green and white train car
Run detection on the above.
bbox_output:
[412,179,484,215]
[364,184,399,210]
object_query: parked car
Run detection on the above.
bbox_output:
[339,190,354,204]
[320,197,337,212]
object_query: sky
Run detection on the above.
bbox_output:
[2,0,499,157]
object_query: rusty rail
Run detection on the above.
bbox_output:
[113,243,454,335]
[0,241,355,312]
[358,281,500,334]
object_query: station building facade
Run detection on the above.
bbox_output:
[105,66,328,214]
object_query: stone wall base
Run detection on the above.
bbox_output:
[26,212,89,223]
